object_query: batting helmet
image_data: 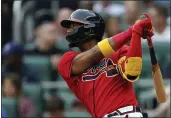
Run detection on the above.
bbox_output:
[2,41,24,57]
[60,9,105,47]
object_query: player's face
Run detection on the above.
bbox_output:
[67,23,81,34]
[67,23,98,51]
[3,79,17,97]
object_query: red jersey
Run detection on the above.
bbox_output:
[58,45,138,117]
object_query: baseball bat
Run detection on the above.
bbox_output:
[146,37,167,103]
[139,14,167,103]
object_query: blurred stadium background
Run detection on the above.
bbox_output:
[1,0,170,117]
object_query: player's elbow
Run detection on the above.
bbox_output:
[124,57,142,82]
[125,57,142,76]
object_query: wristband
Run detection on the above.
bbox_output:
[98,38,114,58]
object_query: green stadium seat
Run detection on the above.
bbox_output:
[154,42,170,66]
[2,97,18,117]
[134,78,170,109]
[142,41,170,55]
[64,111,91,117]
[158,53,170,69]
[142,41,150,54]
[153,41,170,54]
[141,53,152,77]
[134,78,154,100]
[41,81,76,109]
[134,79,155,109]
[138,89,155,109]
[24,43,35,51]
[141,53,160,78]
[57,74,64,81]
[57,90,76,110]
[23,83,43,113]
[41,81,68,93]
[23,55,51,81]
[55,81,77,109]
[142,41,170,77]
[55,39,69,52]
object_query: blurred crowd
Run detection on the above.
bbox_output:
[1,0,170,118]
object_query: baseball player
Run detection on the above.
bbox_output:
[58,9,153,117]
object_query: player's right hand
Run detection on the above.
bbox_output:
[132,13,153,36]
[142,28,154,39]
[139,13,154,39]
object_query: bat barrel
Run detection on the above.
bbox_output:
[146,37,167,103]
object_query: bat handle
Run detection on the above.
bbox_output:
[147,36,153,48]
[146,37,157,65]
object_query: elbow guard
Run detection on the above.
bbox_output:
[118,57,142,82]
[125,57,142,76]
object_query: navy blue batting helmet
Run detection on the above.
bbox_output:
[60,9,105,47]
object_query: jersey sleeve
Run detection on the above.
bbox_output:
[57,51,78,80]
[118,45,129,59]
[116,45,128,72]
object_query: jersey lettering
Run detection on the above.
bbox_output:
[82,58,119,81]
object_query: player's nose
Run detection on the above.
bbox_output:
[67,28,72,34]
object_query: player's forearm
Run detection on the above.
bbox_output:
[120,31,142,82]
[126,32,142,58]
[108,26,132,51]
[71,27,133,76]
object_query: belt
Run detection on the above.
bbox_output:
[106,106,142,117]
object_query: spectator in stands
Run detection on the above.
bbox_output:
[56,8,73,43]
[26,11,64,81]
[34,22,60,54]
[163,62,171,78]
[59,0,78,11]
[153,1,170,11]
[70,100,87,112]
[2,41,40,82]
[1,0,13,47]
[2,73,37,117]
[105,16,122,38]
[93,1,125,17]
[146,84,170,117]
[54,8,73,52]
[30,10,65,55]
[34,0,53,12]
[141,0,153,9]
[148,3,170,41]
[122,1,142,30]
[79,1,93,10]
[46,96,65,117]
[2,107,8,118]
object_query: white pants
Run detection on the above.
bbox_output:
[104,106,143,118]
[107,112,143,117]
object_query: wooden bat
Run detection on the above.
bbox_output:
[139,14,167,103]
[146,37,167,103]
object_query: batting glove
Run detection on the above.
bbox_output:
[133,13,153,37]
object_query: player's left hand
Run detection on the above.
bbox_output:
[138,13,154,39]
[133,13,153,37]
